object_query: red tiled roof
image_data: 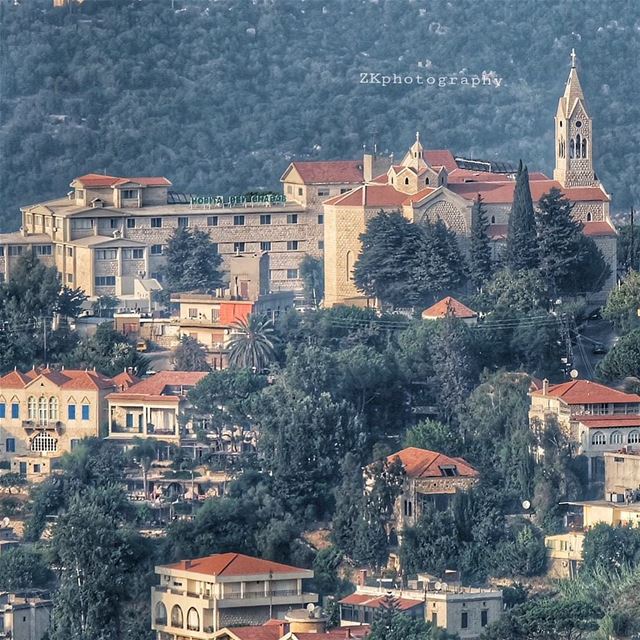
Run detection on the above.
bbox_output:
[576,415,640,429]
[423,150,458,172]
[0,371,34,388]
[448,179,609,204]
[583,221,617,237]
[72,173,171,188]
[324,184,408,208]
[109,371,207,399]
[531,380,640,404]
[294,630,369,640]
[403,187,437,205]
[339,593,423,611]
[111,371,140,390]
[282,161,363,184]
[0,368,116,391]
[218,626,282,640]
[386,447,479,479]
[163,552,310,577]
[422,296,476,319]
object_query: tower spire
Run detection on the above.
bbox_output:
[570,48,576,68]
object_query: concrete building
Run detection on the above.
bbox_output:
[340,584,502,640]
[604,449,640,501]
[0,591,52,640]
[322,52,616,308]
[107,371,208,445]
[545,532,584,579]
[213,621,369,640]
[151,552,317,638]
[372,448,479,542]
[0,367,135,471]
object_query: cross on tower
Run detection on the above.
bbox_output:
[570,48,577,68]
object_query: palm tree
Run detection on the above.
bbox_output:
[227,314,277,371]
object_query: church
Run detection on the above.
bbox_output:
[320,51,616,308]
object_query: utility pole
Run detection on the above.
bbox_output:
[631,207,636,273]
[42,318,47,364]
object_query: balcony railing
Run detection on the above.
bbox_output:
[22,420,64,435]
[223,589,302,600]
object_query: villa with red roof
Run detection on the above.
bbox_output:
[152,552,317,637]
[422,296,477,323]
[529,378,640,480]
[322,52,616,308]
[106,370,208,447]
[367,447,479,542]
[0,367,137,480]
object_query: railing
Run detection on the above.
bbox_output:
[223,589,302,600]
[154,617,167,626]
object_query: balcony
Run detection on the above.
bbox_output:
[22,420,64,435]
[218,590,318,608]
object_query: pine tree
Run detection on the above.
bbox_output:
[506,161,539,271]
[469,195,493,290]
[332,453,364,557]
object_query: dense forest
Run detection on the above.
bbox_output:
[0,0,639,231]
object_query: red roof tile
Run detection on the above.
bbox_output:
[324,184,408,208]
[111,371,140,390]
[386,447,479,479]
[403,187,437,205]
[339,593,423,611]
[0,368,116,391]
[294,630,369,640]
[583,221,617,237]
[576,415,640,429]
[423,150,458,172]
[72,173,171,188]
[110,371,207,398]
[531,380,640,404]
[218,626,282,640]
[422,296,476,319]
[283,161,363,184]
[163,552,311,577]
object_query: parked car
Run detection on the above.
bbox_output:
[592,342,607,355]
[136,339,148,352]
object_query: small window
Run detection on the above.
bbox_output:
[70,439,80,450]
[340,187,350,194]
[404,177,410,185]
[234,242,245,253]
[287,185,293,194]
[35,245,52,256]
[287,240,299,251]
[95,276,116,287]
[425,177,430,185]
[150,245,163,255]
[297,187,303,196]
[318,240,324,250]
[110,219,118,229]
[67,247,73,257]
[591,431,606,446]
[67,274,73,283]
[317,188,330,197]
[8,246,23,256]
[151,218,162,228]
[178,217,189,228]
[490,215,496,224]
[125,413,134,428]
[76,189,84,199]
[0,247,4,257]
[234,215,245,226]
[629,431,640,444]
[286,268,298,279]
[122,189,138,199]
[96,249,117,261]
[81,404,90,421]
[287,214,298,224]
[481,610,488,627]
[260,241,271,251]
[0,403,5,418]
[317,214,324,224]
[68,404,76,420]
[461,612,468,629]
[127,218,136,228]
[71,219,93,230]
[5,438,15,453]
[260,214,271,225]
[11,403,19,419]
[586,212,592,222]
[611,431,623,445]
[207,216,218,227]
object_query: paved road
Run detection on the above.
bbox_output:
[573,317,616,380]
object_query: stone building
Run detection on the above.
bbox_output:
[0,367,135,472]
[0,591,52,640]
[151,552,317,638]
[322,52,616,307]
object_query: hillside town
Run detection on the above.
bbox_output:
[2,12,640,640]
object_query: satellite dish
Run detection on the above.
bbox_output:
[570,369,579,379]
[1,517,9,528]
[434,582,442,591]
[522,500,531,510]
[441,583,448,592]
[306,603,316,613]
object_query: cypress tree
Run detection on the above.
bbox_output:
[506,161,539,271]
[469,194,493,290]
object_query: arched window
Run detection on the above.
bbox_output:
[404,177,410,185]
[391,177,394,185]
[591,431,606,446]
[155,602,167,626]
[558,139,562,158]
[629,431,640,444]
[490,215,496,224]
[582,137,588,158]
[31,432,58,453]
[586,212,592,222]
[187,608,200,631]
[575,134,582,158]
[425,177,430,185]
[610,431,623,445]
[38,397,48,423]
[346,251,353,282]
[171,605,183,628]
[28,396,37,420]
[49,397,58,421]
[569,139,575,159]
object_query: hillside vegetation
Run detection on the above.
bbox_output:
[0,0,638,230]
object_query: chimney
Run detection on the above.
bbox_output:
[357,569,367,587]
[542,378,549,395]
[363,153,374,183]
[184,559,192,569]
[345,629,352,639]
[278,622,287,637]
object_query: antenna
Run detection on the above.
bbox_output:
[1,517,10,528]
[306,603,316,613]
[434,582,442,591]
[570,369,579,379]
[522,500,531,511]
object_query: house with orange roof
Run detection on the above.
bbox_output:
[322,52,616,308]
[529,378,640,480]
[0,367,135,478]
[367,448,479,544]
[421,296,477,324]
[151,552,317,637]
[106,371,208,450]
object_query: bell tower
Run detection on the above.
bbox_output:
[553,49,597,187]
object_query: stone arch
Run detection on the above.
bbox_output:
[420,200,469,234]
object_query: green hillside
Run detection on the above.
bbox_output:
[0,0,638,229]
